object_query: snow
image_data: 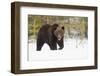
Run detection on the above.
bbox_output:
[28,38,88,62]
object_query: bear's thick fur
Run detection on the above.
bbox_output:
[36,24,64,51]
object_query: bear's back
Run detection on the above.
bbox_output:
[39,24,51,33]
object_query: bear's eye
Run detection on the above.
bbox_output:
[62,26,64,30]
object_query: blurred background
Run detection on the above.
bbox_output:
[28,15,88,42]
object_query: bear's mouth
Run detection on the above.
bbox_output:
[57,35,62,40]
[58,38,61,40]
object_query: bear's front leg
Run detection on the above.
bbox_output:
[57,39,64,50]
[49,42,57,50]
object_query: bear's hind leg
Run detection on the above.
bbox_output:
[36,40,44,51]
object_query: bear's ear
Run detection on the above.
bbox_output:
[52,24,59,30]
[62,26,64,30]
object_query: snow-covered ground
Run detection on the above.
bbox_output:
[28,38,88,62]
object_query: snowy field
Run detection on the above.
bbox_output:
[28,38,88,62]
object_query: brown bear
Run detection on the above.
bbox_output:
[36,24,64,51]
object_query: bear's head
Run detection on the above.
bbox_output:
[53,24,65,41]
